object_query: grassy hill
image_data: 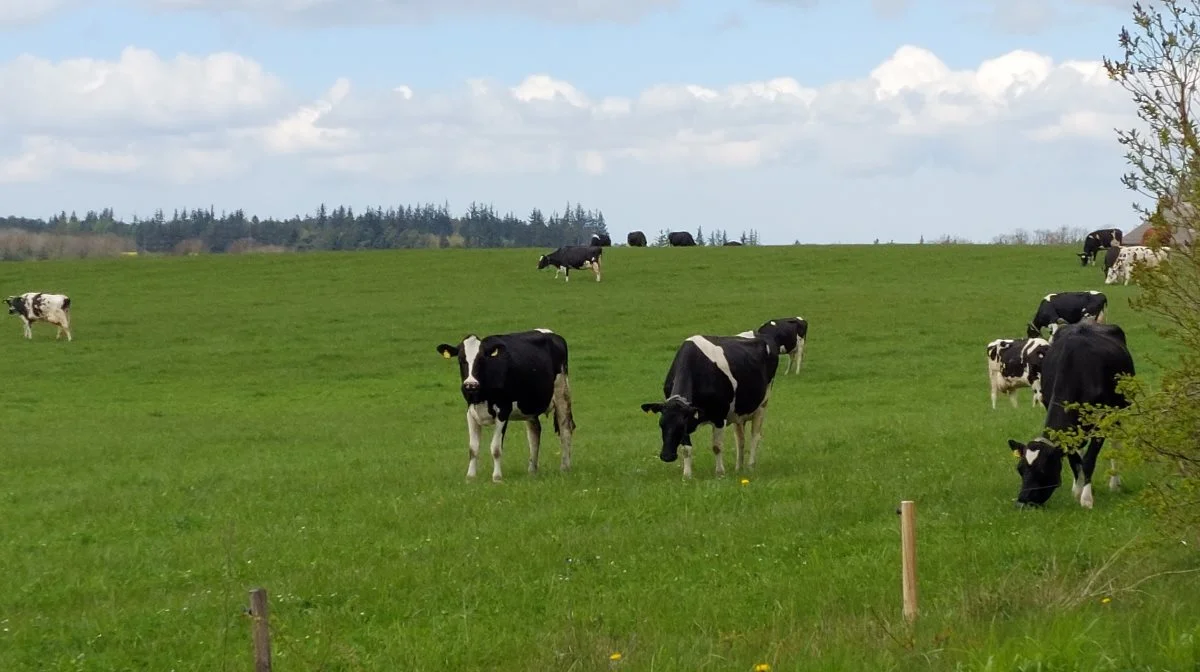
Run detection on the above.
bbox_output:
[1,244,1196,671]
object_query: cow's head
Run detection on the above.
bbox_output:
[1025,322,1041,339]
[1007,438,1064,507]
[536,255,549,270]
[1077,251,1091,266]
[4,296,20,314]
[641,397,702,463]
[436,335,508,404]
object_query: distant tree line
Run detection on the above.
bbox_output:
[0,201,611,260]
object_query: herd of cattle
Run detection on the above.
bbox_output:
[535,231,740,281]
[3,226,1177,510]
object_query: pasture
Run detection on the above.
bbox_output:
[2,244,1198,671]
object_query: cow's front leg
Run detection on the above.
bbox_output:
[733,422,746,471]
[564,268,570,282]
[1067,451,1084,502]
[490,418,510,482]
[711,423,726,477]
[681,442,694,480]
[465,408,484,480]
[1079,438,1105,508]
[525,417,542,474]
[593,260,601,282]
[1008,391,1019,408]
[21,318,32,340]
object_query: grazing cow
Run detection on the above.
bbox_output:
[4,292,72,341]
[738,317,808,375]
[723,241,743,246]
[537,245,603,282]
[640,334,779,479]
[589,233,612,247]
[667,231,697,247]
[986,337,1050,409]
[1102,245,1122,279]
[1077,228,1123,266]
[627,231,647,247]
[436,329,576,482]
[1006,322,1135,508]
[1026,291,1107,339]
[1104,245,1171,286]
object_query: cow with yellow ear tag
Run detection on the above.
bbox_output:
[435,328,575,483]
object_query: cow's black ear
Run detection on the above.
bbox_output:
[436,344,458,359]
[641,402,664,415]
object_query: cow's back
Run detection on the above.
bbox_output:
[1040,323,1134,429]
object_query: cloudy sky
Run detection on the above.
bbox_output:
[0,0,1148,243]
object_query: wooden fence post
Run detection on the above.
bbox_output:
[899,500,918,624]
[249,587,272,671]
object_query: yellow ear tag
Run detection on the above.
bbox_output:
[1012,450,1020,458]
[489,348,500,357]
[442,351,451,359]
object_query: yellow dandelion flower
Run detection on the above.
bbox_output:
[610,652,622,661]
[740,478,750,485]
[754,664,771,672]
[1101,597,1112,604]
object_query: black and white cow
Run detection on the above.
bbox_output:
[640,334,779,479]
[1026,291,1107,339]
[1104,245,1170,286]
[723,241,743,246]
[1077,228,1123,266]
[1006,321,1134,509]
[627,231,647,247]
[738,317,808,375]
[590,233,612,247]
[4,292,72,341]
[1102,244,1122,279]
[537,245,603,282]
[436,328,576,482]
[668,231,696,247]
[986,337,1050,409]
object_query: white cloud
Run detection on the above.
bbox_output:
[0,44,1143,242]
[138,0,678,24]
[0,0,66,25]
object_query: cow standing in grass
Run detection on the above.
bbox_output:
[537,245,603,282]
[986,337,1050,409]
[5,292,72,341]
[739,317,808,375]
[668,231,696,247]
[1006,322,1134,509]
[590,233,612,247]
[436,329,575,482]
[1077,228,1123,266]
[627,231,647,247]
[1026,291,1107,339]
[641,333,779,479]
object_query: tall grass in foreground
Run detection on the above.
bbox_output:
[0,244,1196,671]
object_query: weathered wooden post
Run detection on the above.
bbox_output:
[899,500,918,623]
[249,587,272,671]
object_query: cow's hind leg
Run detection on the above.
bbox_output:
[732,422,746,471]
[711,423,726,477]
[489,419,510,483]
[1008,390,1019,408]
[526,417,542,474]
[552,373,575,472]
[747,406,768,470]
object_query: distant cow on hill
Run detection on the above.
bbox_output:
[5,292,72,341]
[668,231,696,247]
[436,329,576,482]
[537,245,603,282]
[1105,245,1170,286]
[986,337,1050,409]
[1026,291,1107,339]
[1078,228,1123,266]
[1006,322,1134,509]
[641,333,779,479]
[739,317,808,375]
[590,233,611,247]
[627,231,647,247]
[723,241,743,246]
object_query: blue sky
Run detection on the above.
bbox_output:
[0,0,1147,243]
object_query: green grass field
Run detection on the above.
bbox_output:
[2,244,1198,671]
